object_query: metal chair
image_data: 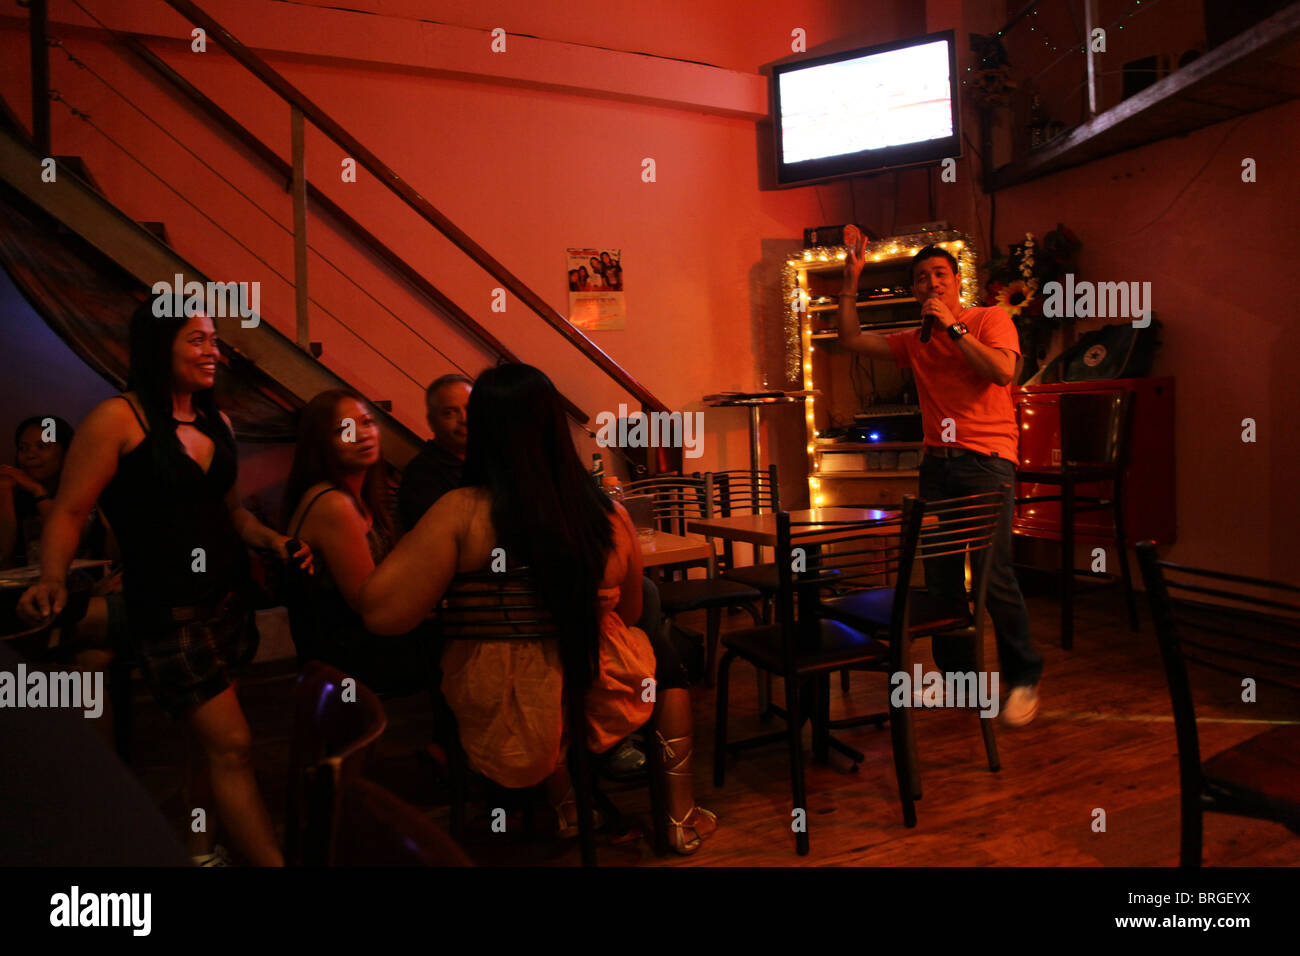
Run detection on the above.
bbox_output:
[819,490,1006,827]
[1137,542,1300,866]
[713,465,782,619]
[333,778,473,866]
[623,474,761,685]
[433,567,669,865]
[1016,390,1139,649]
[285,661,389,866]
[714,507,909,854]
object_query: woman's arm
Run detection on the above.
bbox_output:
[359,488,467,635]
[220,413,313,572]
[299,491,374,608]
[612,501,643,627]
[18,400,128,619]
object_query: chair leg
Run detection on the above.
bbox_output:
[1112,485,1139,631]
[570,743,598,867]
[1180,794,1203,867]
[756,667,771,722]
[812,675,830,764]
[785,676,810,855]
[1060,478,1075,651]
[979,711,1001,773]
[888,701,918,828]
[704,607,722,688]
[713,651,735,787]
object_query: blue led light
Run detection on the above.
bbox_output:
[869,431,881,442]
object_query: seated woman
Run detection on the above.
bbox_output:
[282,389,435,696]
[0,415,105,568]
[359,363,716,854]
[3,416,118,696]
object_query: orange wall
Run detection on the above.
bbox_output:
[2,0,1295,578]
[986,100,1300,579]
[0,0,923,509]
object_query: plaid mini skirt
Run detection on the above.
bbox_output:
[130,592,259,719]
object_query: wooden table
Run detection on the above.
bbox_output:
[687,507,902,547]
[639,530,714,568]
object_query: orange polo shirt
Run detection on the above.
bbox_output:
[886,305,1021,464]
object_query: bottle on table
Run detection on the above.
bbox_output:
[591,453,604,485]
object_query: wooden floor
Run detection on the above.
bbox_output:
[127,577,1300,867]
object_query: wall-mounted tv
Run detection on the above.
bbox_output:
[771,30,961,188]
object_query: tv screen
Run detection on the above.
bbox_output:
[771,31,961,187]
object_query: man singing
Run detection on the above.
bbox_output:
[835,239,1042,726]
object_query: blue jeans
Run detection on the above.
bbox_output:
[919,452,1043,689]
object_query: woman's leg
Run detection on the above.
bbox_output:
[186,684,283,866]
[182,730,217,858]
[654,687,717,850]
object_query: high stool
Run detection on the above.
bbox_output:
[1016,390,1140,649]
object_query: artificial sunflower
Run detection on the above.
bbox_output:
[995,279,1035,317]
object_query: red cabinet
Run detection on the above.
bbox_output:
[1013,377,1176,545]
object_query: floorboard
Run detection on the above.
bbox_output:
[123,579,1300,867]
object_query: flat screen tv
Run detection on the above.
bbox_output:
[771,30,961,188]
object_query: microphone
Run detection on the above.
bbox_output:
[919,296,935,343]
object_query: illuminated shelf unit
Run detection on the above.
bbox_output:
[785,230,978,508]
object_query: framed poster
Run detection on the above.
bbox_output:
[567,247,625,330]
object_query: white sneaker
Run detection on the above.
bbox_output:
[192,844,233,867]
[1001,685,1039,727]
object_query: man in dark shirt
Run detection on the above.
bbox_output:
[398,373,471,531]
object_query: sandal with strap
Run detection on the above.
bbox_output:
[657,732,718,855]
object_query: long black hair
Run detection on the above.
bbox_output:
[461,363,614,687]
[14,415,74,449]
[282,388,394,548]
[127,294,234,479]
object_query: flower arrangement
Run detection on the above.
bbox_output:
[983,223,1080,319]
[983,223,1081,381]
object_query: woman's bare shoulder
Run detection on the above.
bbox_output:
[295,483,359,527]
[80,395,141,438]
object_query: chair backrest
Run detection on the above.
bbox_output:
[710,466,780,569]
[711,465,780,516]
[916,489,1006,632]
[1060,390,1133,466]
[333,778,474,866]
[771,505,917,671]
[433,567,599,865]
[622,475,712,535]
[286,661,389,866]
[768,492,1004,672]
[1136,542,1300,787]
[435,567,558,642]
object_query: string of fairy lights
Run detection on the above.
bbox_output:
[961,0,1166,93]
[784,233,977,507]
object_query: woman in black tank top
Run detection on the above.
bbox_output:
[281,389,435,695]
[18,296,311,867]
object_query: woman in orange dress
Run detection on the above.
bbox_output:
[359,363,715,854]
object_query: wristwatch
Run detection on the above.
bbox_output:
[948,321,970,341]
